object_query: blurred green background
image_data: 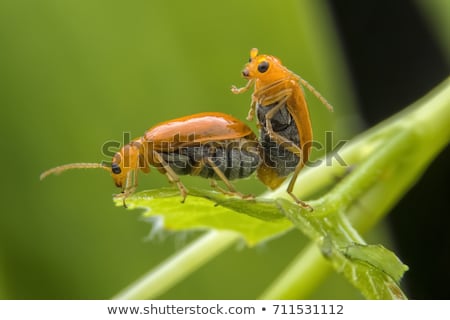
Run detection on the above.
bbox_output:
[0,0,448,299]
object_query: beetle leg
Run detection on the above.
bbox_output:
[124,169,139,207]
[204,146,237,194]
[231,78,254,95]
[247,98,256,121]
[263,92,291,139]
[261,88,306,155]
[209,179,246,198]
[286,162,313,210]
[260,87,292,110]
[113,169,138,208]
[232,79,257,121]
[189,157,241,196]
[189,144,216,177]
[152,151,188,203]
[208,179,233,195]
[253,78,291,103]
[257,78,287,92]
[204,158,253,200]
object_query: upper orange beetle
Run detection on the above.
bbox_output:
[232,48,333,209]
[41,112,261,207]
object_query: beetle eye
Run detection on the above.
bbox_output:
[257,61,269,73]
[111,163,121,174]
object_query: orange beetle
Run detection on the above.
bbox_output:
[41,112,261,206]
[232,48,333,209]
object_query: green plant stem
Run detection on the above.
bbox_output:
[113,230,240,300]
[260,243,331,299]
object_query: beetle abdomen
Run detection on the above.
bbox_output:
[160,140,261,181]
[257,102,300,178]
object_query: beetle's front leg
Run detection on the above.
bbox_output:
[113,169,138,208]
[247,98,256,121]
[231,78,254,95]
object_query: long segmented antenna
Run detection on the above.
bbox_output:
[298,76,334,112]
[40,163,110,180]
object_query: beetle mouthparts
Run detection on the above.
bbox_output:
[242,69,249,77]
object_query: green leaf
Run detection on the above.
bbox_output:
[342,244,409,284]
[115,188,292,247]
[118,187,408,299]
[276,199,408,299]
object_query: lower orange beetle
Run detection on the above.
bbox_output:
[232,48,333,209]
[40,112,261,207]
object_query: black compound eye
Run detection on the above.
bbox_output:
[111,163,121,174]
[257,61,269,73]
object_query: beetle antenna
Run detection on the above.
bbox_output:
[298,77,334,112]
[40,163,110,181]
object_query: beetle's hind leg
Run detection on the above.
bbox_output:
[205,158,254,200]
[208,179,254,200]
[209,179,233,195]
[286,162,313,211]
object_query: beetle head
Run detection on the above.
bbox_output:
[241,48,294,86]
[110,142,142,188]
